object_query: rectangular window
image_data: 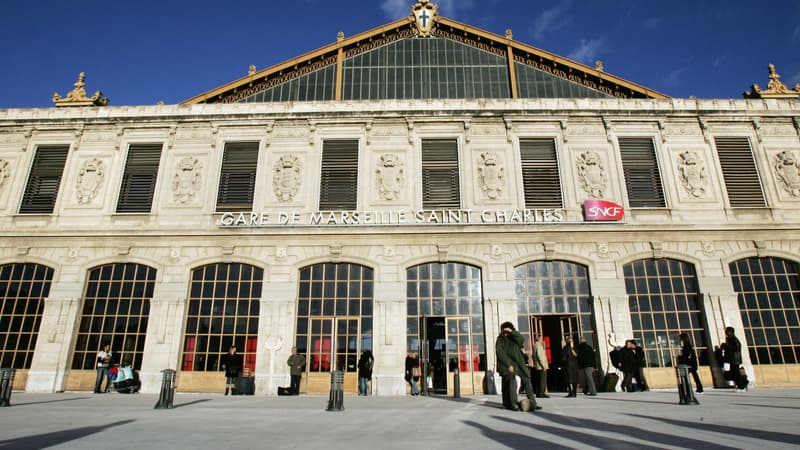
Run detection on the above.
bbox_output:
[319,140,359,210]
[714,137,766,207]
[19,145,70,214]
[422,138,460,209]
[116,144,163,213]
[618,137,666,208]
[216,142,260,212]
[520,138,562,208]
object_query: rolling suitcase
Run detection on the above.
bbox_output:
[277,386,292,395]
[602,373,619,392]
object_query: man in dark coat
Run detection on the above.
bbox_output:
[632,340,649,391]
[620,340,638,392]
[221,345,243,395]
[724,326,745,390]
[287,346,306,395]
[576,337,597,396]
[357,350,374,396]
[679,332,703,393]
[562,336,579,397]
[495,321,540,411]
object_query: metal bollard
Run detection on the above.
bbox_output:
[0,368,16,407]
[154,369,177,409]
[452,366,460,399]
[326,370,345,412]
[676,364,699,405]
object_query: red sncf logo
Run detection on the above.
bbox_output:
[584,199,624,221]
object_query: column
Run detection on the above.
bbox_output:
[372,280,406,396]
[255,280,295,395]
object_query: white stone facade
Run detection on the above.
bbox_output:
[1,98,800,394]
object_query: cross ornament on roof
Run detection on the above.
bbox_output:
[411,0,438,37]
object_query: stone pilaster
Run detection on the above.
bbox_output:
[372,280,406,396]
[139,286,185,393]
[255,280,295,395]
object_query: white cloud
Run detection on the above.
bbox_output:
[380,0,492,20]
[530,1,573,42]
[567,38,607,65]
[380,0,410,19]
[663,67,689,87]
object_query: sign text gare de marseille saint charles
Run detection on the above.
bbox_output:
[219,200,623,227]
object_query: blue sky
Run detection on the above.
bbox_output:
[1,0,798,108]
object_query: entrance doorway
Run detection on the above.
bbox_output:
[304,316,361,394]
[419,316,475,396]
[530,314,581,393]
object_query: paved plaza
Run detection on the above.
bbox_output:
[0,388,798,449]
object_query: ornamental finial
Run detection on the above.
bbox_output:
[744,63,800,99]
[53,72,109,107]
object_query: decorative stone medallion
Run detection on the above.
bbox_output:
[172,157,203,203]
[478,152,505,200]
[75,158,105,204]
[375,153,404,201]
[576,150,607,198]
[273,155,302,202]
[774,150,800,197]
[677,151,707,198]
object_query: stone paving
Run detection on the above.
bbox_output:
[0,388,798,449]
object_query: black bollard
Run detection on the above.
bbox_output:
[452,366,461,399]
[676,364,699,405]
[154,369,177,409]
[326,370,344,412]
[0,368,16,407]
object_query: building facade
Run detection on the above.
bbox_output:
[2,2,800,395]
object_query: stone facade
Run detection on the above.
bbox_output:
[2,98,800,394]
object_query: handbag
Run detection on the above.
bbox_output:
[412,367,421,378]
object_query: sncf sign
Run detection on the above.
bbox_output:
[584,199,624,221]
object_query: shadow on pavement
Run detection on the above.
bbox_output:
[0,419,135,450]
[625,413,800,445]
[462,420,574,450]
[532,411,740,450]
[171,398,213,409]
[12,396,93,406]
[495,415,664,450]
[731,402,800,410]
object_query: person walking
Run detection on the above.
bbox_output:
[404,351,420,395]
[532,335,549,398]
[678,333,703,393]
[577,337,598,396]
[357,349,374,396]
[94,344,112,393]
[562,336,579,397]
[287,346,305,395]
[632,339,649,391]
[620,340,638,392]
[220,345,242,395]
[724,326,745,390]
[495,321,540,411]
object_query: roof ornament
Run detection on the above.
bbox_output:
[248,65,256,76]
[53,72,109,107]
[744,64,800,99]
[411,0,438,37]
[595,61,604,72]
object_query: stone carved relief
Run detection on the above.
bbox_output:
[774,150,800,197]
[677,151,707,197]
[273,155,302,202]
[75,158,105,204]
[375,153,404,201]
[477,152,505,200]
[0,159,10,193]
[171,157,202,203]
[576,151,607,198]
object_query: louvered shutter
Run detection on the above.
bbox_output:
[19,146,69,214]
[319,140,358,210]
[422,139,460,209]
[618,137,666,208]
[116,144,163,213]
[216,142,259,211]
[520,138,562,208]
[714,137,766,207]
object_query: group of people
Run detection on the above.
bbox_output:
[610,339,650,392]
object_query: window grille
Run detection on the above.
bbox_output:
[216,142,259,211]
[520,138,562,208]
[116,144,163,213]
[714,137,766,207]
[319,140,359,210]
[618,137,666,208]
[19,145,69,214]
[422,139,460,209]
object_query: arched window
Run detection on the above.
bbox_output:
[623,259,708,368]
[0,263,54,368]
[72,263,155,370]
[182,263,262,372]
[730,257,800,365]
[295,263,373,374]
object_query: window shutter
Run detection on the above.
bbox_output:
[618,137,666,208]
[116,144,163,213]
[520,138,562,208]
[319,140,359,210]
[422,139,460,209]
[714,137,766,207]
[216,142,259,211]
[19,146,69,214]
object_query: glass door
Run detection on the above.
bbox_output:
[446,316,475,396]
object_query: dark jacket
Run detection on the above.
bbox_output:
[634,346,647,368]
[404,355,420,381]
[358,351,374,378]
[562,343,579,383]
[577,342,596,369]
[221,352,243,378]
[620,347,637,373]
[679,341,698,369]
[287,353,305,376]
[495,330,529,378]
[725,336,742,366]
